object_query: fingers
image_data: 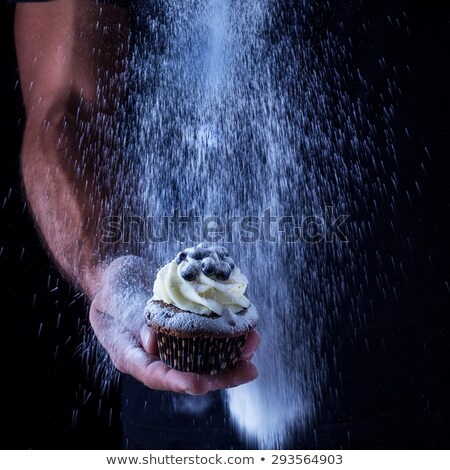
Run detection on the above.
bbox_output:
[90,303,211,394]
[207,360,258,392]
[136,361,211,395]
[140,326,261,360]
[131,328,258,394]
[241,329,260,360]
[110,331,212,395]
[137,360,258,396]
[139,325,159,355]
[90,301,260,395]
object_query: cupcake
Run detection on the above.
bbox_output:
[144,244,258,375]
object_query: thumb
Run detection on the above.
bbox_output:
[140,326,159,355]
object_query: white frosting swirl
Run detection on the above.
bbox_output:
[152,259,251,315]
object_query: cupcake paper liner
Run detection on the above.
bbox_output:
[156,333,249,375]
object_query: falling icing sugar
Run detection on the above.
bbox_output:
[105,0,403,448]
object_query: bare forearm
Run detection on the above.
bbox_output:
[21,113,105,299]
[16,0,130,299]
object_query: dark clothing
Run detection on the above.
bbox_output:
[121,376,247,450]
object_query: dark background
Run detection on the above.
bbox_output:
[1,0,449,449]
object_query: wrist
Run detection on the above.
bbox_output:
[89,256,157,338]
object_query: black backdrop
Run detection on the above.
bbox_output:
[1,0,449,449]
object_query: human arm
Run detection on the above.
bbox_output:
[15,0,126,298]
[15,0,259,394]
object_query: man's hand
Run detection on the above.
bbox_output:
[89,256,260,395]
[15,2,259,395]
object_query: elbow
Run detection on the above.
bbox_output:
[24,95,75,131]
[21,101,77,165]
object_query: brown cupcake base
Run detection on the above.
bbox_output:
[156,332,249,375]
